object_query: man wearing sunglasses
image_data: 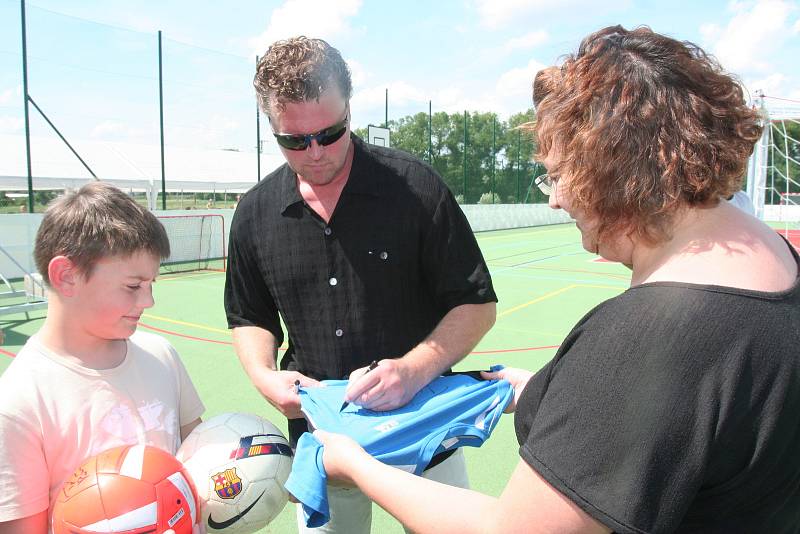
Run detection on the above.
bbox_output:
[224,36,497,534]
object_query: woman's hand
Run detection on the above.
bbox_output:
[481,367,534,413]
[313,429,372,486]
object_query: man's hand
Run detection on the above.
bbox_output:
[250,368,320,419]
[343,359,421,411]
[481,367,534,413]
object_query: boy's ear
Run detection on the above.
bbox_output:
[48,256,78,297]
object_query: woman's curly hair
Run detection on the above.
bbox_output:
[531,25,763,244]
[254,36,352,115]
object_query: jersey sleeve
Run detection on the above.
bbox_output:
[0,414,49,521]
[516,295,718,533]
[419,183,497,312]
[224,205,284,343]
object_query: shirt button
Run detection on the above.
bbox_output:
[335,328,343,337]
[329,277,338,286]
[324,227,332,236]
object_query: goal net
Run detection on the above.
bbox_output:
[747,95,799,249]
[158,214,226,274]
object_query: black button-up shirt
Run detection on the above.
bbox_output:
[225,135,496,382]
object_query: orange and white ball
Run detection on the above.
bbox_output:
[52,444,198,534]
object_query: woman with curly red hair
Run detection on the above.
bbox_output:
[311,26,800,533]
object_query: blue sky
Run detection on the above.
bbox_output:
[1,0,798,156]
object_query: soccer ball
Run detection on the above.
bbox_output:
[52,444,198,534]
[177,413,293,534]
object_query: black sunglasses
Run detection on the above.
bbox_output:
[272,110,350,151]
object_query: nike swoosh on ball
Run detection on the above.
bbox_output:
[207,490,265,530]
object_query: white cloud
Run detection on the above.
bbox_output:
[91,121,127,138]
[350,56,547,128]
[496,59,547,99]
[0,86,22,106]
[431,88,507,117]
[475,0,553,29]
[699,22,721,42]
[706,0,795,74]
[793,18,800,32]
[745,72,786,98]
[248,0,362,57]
[347,58,368,89]
[474,0,629,29]
[351,81,427,111]
[351,80,520,128]
[502,31,549,54]
[0,116,24,134]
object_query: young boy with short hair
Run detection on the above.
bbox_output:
[0,182,205,534]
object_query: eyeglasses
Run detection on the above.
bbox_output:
[271,108,350,151]
[534,173,557,196]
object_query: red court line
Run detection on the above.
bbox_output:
[137,322,290,351]
[472,345,560,354]
[0,327,561,361]
[137,322,560,356]
[776,229,800,250]
[137,323,234,345]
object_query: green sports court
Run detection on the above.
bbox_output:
[1,3,799,529]
[2,218,800,532]
[0,222,635,533]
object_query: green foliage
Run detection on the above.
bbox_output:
[377,108,542,204]
[35,191,58,205]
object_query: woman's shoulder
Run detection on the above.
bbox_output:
[643,206,798,292]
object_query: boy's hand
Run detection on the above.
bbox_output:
[164,524,205,534]
[251,368,320,419]
[481,367,534,413]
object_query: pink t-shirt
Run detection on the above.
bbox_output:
[0,331,205,523]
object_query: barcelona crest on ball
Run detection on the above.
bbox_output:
[213,468,243,499]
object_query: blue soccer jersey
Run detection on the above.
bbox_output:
[285,371,513,527]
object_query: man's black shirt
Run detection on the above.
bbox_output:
[225,134,496,384]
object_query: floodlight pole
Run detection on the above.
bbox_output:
[428,100,432,164]
[28,96,97,180]
[491,117,496,204]
[158,30,166,210]
[463,111,467,203]
[20,0,33,212]
[517,129,521,203]
[385,88,388,128]
[256,55,261,182]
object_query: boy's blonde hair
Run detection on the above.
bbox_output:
[34,182,170,284]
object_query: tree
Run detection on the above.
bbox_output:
[356,107,544,204]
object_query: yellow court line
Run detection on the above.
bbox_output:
[158,271,224,283]
[142,313,231,335]
[477,224,575,242]
[497,282,624,319]
[576,283,627,291]
[497,285,577,318]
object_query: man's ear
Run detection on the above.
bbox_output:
[48,256,78,297]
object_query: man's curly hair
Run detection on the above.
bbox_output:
[254,36,352,115]
[531,25,763,245]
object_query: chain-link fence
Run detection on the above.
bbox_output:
[2,2,546,211]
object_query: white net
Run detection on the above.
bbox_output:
[747,96,800,250]
[158,214,226,273]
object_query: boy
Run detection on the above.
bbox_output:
[0,182,205,533]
